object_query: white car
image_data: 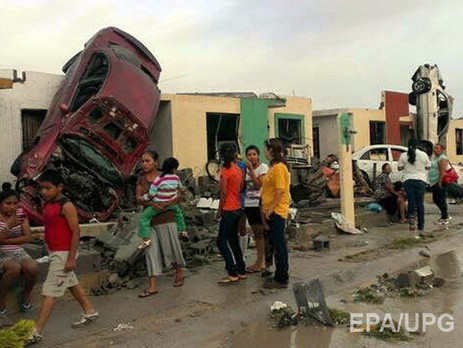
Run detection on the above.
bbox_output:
[353,144,463,185]
[353,144,407,185]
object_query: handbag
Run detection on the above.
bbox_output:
[442,161,459,185]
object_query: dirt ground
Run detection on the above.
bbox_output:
[12,202,463,347]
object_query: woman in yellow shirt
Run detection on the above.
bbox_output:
[261,138,290,288]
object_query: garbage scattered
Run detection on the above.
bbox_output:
[331,212,363,234]
[112,323,134,332]
[0,319,35,347]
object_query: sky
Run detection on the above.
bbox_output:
[2,0,463,115]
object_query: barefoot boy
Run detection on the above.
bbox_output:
[28,170,98,344]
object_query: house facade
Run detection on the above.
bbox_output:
[0,69,64,181]
[151,93,313,174]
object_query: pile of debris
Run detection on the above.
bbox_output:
[290,159,373,205]
[91,171,222,283]
[354,266,446,304]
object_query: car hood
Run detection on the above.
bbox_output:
[59,136,124,187]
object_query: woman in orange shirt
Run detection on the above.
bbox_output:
[216,144,246,284]
[261,139,290,289]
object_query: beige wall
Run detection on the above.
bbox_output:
[268,96,313,155]
[313,114,338,159]
[161,94,240,174]
[447,119,463,164]
[350,108,385,150]
[313,108,386,159]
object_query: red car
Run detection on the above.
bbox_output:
[11,27,162,224]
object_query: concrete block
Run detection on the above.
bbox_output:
[354,209,389,228]
[113,230,143,266]
[76,249,102,275]
[188,239,213,256]
[290,224,320,249]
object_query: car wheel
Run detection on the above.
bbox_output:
[206,159,221,183]
[412,77,431,95]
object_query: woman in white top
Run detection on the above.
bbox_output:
[243,145,268,273]
[398,139,431,231]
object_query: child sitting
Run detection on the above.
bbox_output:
[137,157,187,249]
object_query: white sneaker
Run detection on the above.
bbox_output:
[436,219,449,225]
[72,311,99,328]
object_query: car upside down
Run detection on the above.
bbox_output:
[11,27,162,224]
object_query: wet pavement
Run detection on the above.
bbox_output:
[10,202,463,347]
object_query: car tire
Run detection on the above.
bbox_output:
[206,159,221,183]
[412,77,431,95]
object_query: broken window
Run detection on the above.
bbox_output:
[369,121,386,145]
[360,148,388,161]
[206,113,240,160]
[456,129,463,155]
[69,53,109,112]
[21,109,47,151]
[109,44,141,67]
[278,118,303,145]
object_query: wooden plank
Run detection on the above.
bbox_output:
[0,78,13,89]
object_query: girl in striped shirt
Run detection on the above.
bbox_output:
[137,157,187,249]
[0,183,38,316]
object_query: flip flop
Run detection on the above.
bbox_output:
[138,290,158,298]
[246,267,263,274]
[217,277,239,285]
[238,274,247,280]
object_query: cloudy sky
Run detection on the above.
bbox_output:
[2,0,463,114]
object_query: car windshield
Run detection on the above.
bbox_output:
[69,53,109,112]
[59,136,123,186]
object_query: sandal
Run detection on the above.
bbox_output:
[138,290,158,298]
[238,274,247,280]
[246,267,264,274]
[137,239,152,250]
[217,276,239,285]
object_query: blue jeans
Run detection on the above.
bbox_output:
[267,214,289,283]
[404,179,427,230]
[217,210,246,277]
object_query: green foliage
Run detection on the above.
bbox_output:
[328,308,350,326]
[0,319,35,348]
[353,287,385,304]
[390,237,422,250]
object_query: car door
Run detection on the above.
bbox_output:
[357,147,389,182]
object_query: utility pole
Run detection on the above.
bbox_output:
[338,112,355,224]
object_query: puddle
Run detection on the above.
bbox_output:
[225,250,463,348]
[225,320,350,348]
